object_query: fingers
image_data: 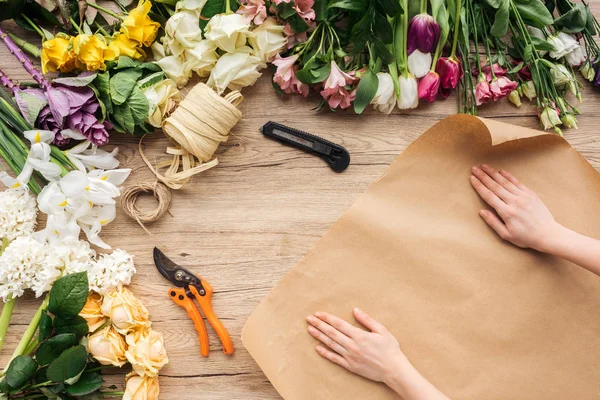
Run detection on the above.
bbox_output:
[306,315,353,349]
[316,345,350,369]
[470,175,507,213]
[479,210,511,241]
[498,169,531,194]
[313,312,356,337]
[480,164,522,195]
[353,308,386,334]
[308,326,348,356]
[472,166,514,202]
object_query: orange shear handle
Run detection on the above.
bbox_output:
[168,287,210,357]
[190,281,235,355]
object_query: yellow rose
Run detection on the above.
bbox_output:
[72,34,108,71]
[125,329,169,377]
[41,36,77,74]
[101,286,150,334]
[123,373,160,400]
[88,326,128,367]
[106,33,146,61]
[79,292,107,332]
[121,0,161,47]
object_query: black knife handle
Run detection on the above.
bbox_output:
[260,121,350,172]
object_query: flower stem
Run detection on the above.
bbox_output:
[6,33,41,59]
[28,380,53,390]
[94,22,109,36]
[0,297,15,353]
[23,335,39,355]
[0,26,48,89]
[420,0,427,14]
[0,69,18,94]
[86,1,123,20]
[19,14,45,39]
[3,296,49,373]
[70,18,83,35]
[225,0,231,13]
[450,0,462,57]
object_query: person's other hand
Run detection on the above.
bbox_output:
[306,308,406,383]
[470,164,562,252]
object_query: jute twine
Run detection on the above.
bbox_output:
[140,82,243,190]
[121,181,172,234]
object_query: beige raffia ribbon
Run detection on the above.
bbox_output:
[140,82,243,189]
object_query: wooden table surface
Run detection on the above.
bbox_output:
[1,14,600,399]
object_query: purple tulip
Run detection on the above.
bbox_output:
[407,13,440,55]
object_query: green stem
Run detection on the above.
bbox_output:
[23,336,39,356]
[3,296,49,373]
[431,41,443,72]
[101,392,125,397]
[20,14,45,39]
[225,0,231,13]
[450,0,462,57]
[86,1,123,20]
[6,33,41,59]
[94,22,109,36]
[420,0,427,14]
[85,365,115,373]
[28,381,53,390]
[70,18,83,35]
[0,297,15,353]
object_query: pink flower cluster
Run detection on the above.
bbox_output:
[272,54,309,97]
[319,61,356,109]
[270,0,317,48]
[473,63,518,106]
[237,0,268,25]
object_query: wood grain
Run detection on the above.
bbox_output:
[1,10,600,398]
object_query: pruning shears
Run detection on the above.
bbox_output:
[153,247,234,357]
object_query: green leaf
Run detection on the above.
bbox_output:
[288,13,310,33]
[92,73,113,114]
[53,72,98,87]
[48,272,89,318]
[490,0,510,37]
[201,0,226,18]
[372,38,395,64]
[112,104,135,134]
[586,4,597,35]
[54,315,89,340]
[373,11,393,44]
[5,356,37,388]
[35,334,78,366]
[279,2,297,18]
[136,62,162,72]
[109,69,143,105]
[46,345,88,383]
[0,378,11,393]
[508,61,524,74]
[354,69,379,114]
[314,0,328,21]
[0,0,24,21]
[114,56,141,70]
[127,86,151,126]
[329,0,368,11]
[378,0,400,16]
[65,372,104,396]
[554,4,587,33]
[137,71,165,89]
[14,90,47,125]
[39,311,53,342]
[529,35,556,51]
[514,0,554,29]
[523,44,534,63]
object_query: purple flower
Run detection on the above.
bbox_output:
[593,63,600,87]
[407,14,440,55]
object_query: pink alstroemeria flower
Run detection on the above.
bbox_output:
[283,24,308,49]
[237,0,268,25]
[320,60,355,109]
[474,78,492,106]
[294,0,316,20]
[489,76,518,101]
[272,54,309,97]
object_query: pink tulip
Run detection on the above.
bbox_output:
[417,71,440,102]
[237,0,268,25]
[294,0,316,20]
[436,56,463,90]
[320,60,355,109]
[474,78,492,106]
[407,14,440,54]
[489,76,518,101]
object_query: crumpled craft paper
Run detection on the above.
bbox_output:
[242,115,600,400]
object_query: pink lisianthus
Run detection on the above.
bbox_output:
[294,0,316,20]
[417,71,440,102]
[436,56,463,90]
[474,77,492,106]
[272,54,309,97]
[237,0,268,25]
[489,76,518,101]
[320,60,355,109]
[481,63,506,81]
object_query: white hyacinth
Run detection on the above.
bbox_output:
[54,238,97,275]
[0,236,62,300]
[0,188,37,242]
[65,248,136,294]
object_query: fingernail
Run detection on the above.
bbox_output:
[354,307,361,314]
[315,312,323,318]
[479,210,487,217]
[306,316,314,322]
[472,166,479,172]
[470,175,477,181]
[482,164,489,169]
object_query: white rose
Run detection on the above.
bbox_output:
[184,40,219,78]
[175,0,207,12]
[248,17,287,63]
[163,10,203,56]
[155,55,193,88]
[207,47,264,94]
[144,79,181,128]
[205,13,253,53]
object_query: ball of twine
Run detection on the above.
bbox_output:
[121,181,172,233]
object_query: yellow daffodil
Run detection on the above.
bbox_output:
[121,0,161,47]
[106,33,146,61]
[73,34,109,71]
[41,35,77,74]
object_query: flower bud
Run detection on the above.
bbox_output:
[417,71,440,103]
[88,326,128,367]
[539,106,562,131]
[521,81,536,101]
[560,113,578,129]
[508,90,522,107]
[580,61,596,82]
[407,14,440,54]
[436,56,463,89]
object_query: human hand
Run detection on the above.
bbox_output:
[306,308,406,383]
[470,164,563,252]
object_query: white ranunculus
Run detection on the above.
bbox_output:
[143,79,181,128]
[248,17,287,63]
[371,72,396,114]
[155,54,193,87]
[184,40,219,78]
[207,47,264,94]
[397,74,419,109]
[407,50,432,78]
[0,188,37,242]
[164,10,203,54]
[205,13,253,53]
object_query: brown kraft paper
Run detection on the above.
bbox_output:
[242,114,600,400]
